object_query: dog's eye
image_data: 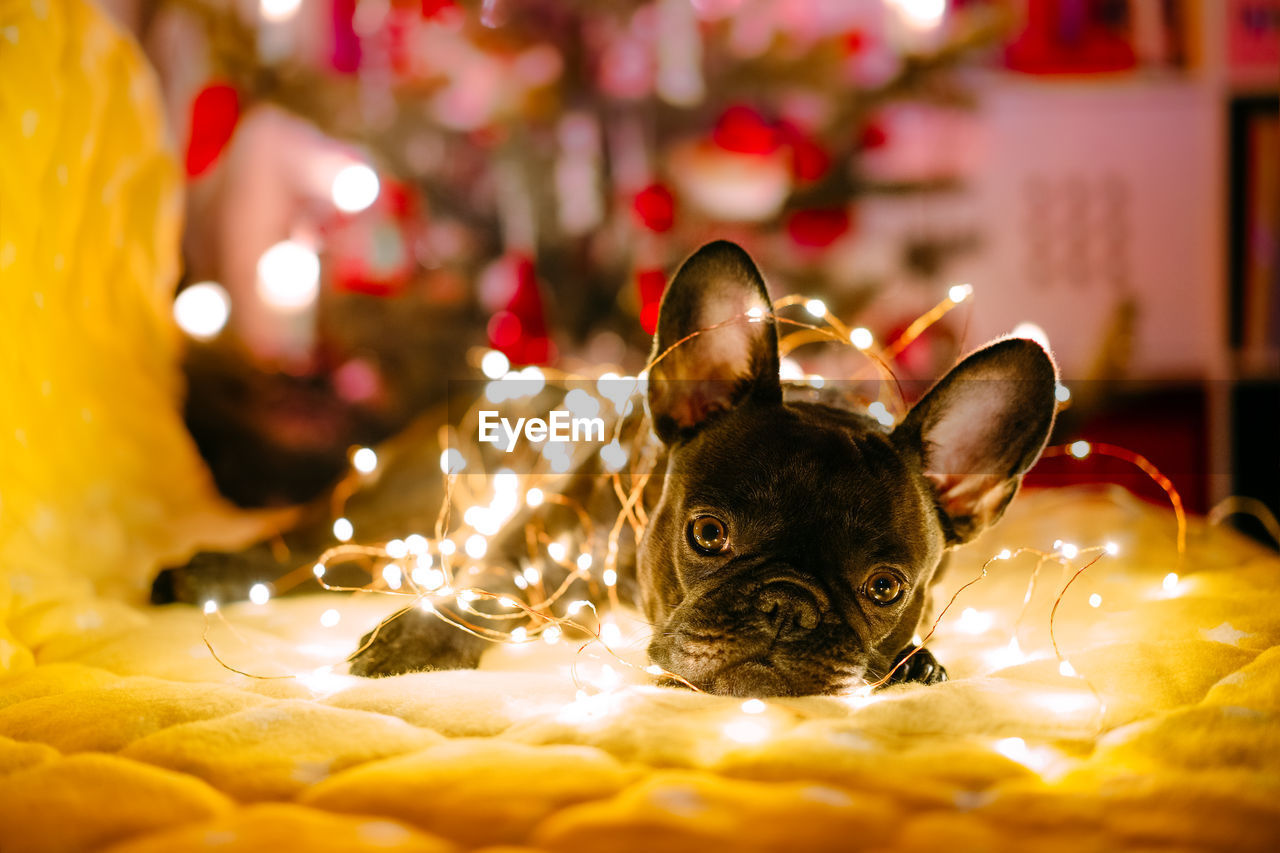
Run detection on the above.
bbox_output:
[688,515,729,555]
[865,571,904,605]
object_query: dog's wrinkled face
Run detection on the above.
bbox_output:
[641,241,1057,696]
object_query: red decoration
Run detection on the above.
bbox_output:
[786,207,851,248]
[636,268,667,335]
[421,0,457,18]
[633,183,676,232]
[1004,0,1136,74]
[331,0,362,73]
[184,83,240,178]
[712,105,780,156]
[859,121,888,150]
[489,255,552,364]
[778,121,830,182]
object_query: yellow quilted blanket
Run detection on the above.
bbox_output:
[2,2,1278,852]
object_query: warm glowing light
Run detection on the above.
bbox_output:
[352,447,377,474]
[386,538,408,559]
[256,240,320,313]
[480,349,510,379]
[956,607,993,635]
[994,736,1030,763]
[440,448,467,474]
[1163,572,1179,591]
[804,298,827,318]
[723,719,769,744]
[543,625,563,645]
[602,568,618,586]
[1033,691,1095,715]
[911,633,923,646]
[522,565,541,585]
[405,534,428,554]
[849,327,874,350]
[493,468,518,494]
[547,542,567,562]
[332,517,354,542]
[259,0,302,23]
[319,608,341,627]
[1011,322,1050,350]
[249,583,270,605]
[566,599,587,615]
[741,699,766,715]
[312,563,326,579]
[173,281,231,340]
[1088,593,1102,608]
[1069,440,1091,459]
[948,283,972,303]
[867,401,895,427]
[511,627,528,642]
[982,637,1027,671]
[526,487,545,507]
[600,440,628,473]
[746,306,766,323]
[382,564,402,590]
[414,567,445,590]
[203,600,218,615]
[1060,542,1079,559]
[600,621,623,645]
[331,163,380,213]
[1105,542,1120,555]
[465,534,488,559]
[1059,660,1077,677]
[1055,383,1071,403]
[439,539,457,556]
[997,548,1013,560]
[576,553,593,571]
[420,599,436,614]
[645,664,664,675]
[889,0,947,31]
[779,357,805,380]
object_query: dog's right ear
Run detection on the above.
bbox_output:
[646,241,781,444]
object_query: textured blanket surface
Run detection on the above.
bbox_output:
[2,489,1279,853]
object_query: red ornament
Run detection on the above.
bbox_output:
[860,122,888,150]
[184,83,239,178]
[633,183,676,233]
[421,0,457,19]
[786,208,851,248]
[712,105,780,156]
[636,268,667,335]
[778,121,830,182]
[1005,0,1136,74]
[331,0,362,73]
[489,255,552,365]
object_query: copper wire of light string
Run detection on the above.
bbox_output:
[869,557,993,688]
[201,293,1177,717]
[1047,551,1111,729]
[1042,442,1187,559]
[1208,496,1280,549]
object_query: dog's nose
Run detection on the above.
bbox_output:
[756,581,821,634]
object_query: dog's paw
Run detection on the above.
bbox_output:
[348,607,488,677]
[885,646,948,687]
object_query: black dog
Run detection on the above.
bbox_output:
[348,241,1057,695]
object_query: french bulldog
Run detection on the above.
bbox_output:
[348,240,1058,695]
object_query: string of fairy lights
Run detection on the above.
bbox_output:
[194,279,1274,774]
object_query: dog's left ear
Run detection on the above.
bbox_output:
[893,337,1058,544]
[646,241,781,444]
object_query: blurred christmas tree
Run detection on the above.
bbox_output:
[140,0,1005,503]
